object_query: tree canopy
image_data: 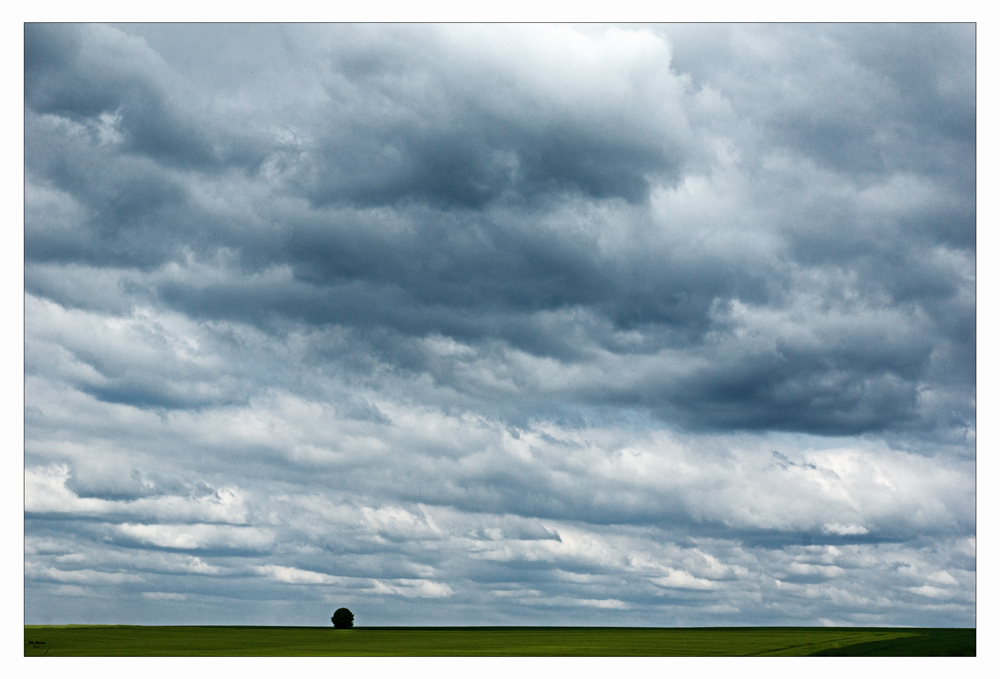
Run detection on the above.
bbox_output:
[332,608,354,629]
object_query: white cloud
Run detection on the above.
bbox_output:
[823,523,868,536]
[25,562,144,585]
[651,570,716,590]
[786,563,845,579]
[25,464,250,524]
[927,570,959,587]
[361,505,441,541]
[25,464,111,514]
[371,579,454,598]
[117,523,274,551]
[255,565,342,585]
[573,598,629,610]
[510,595,629,610]
[907,586,955,599]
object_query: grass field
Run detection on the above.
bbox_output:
[24,625,974,656]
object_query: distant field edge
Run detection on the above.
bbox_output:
[24,625,975,657]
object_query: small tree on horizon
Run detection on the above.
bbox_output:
[332,607,354,629]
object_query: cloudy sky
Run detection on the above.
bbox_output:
[24,22,975,627]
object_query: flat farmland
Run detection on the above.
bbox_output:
[24,626,974,656]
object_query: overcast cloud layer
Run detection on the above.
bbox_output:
[24,23,975,627]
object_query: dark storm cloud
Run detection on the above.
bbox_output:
[24,23,973,436]
[25,23,266,170]
[291,25,696,208]
[26,24,209,167]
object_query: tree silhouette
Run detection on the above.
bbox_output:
[332,607,354,629]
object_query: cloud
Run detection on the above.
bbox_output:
[823,524,868,536]
[371,579,454,599]
[25,464,249,524]
[252,565,453,599]
[255,565,343,585]
[142,592,187,600]
[24,23,975,627]
[279,24,699,208]
[651,570,717,590]
[25,563,144,585]
[116,523,275,551]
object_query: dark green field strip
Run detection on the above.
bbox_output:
[729,629,921,656]
[24,626,975,657]
[811,628,975,656]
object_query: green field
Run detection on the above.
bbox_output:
[24,625,974,656]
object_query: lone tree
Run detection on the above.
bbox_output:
[331,607,354,629]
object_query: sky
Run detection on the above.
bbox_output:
[23,22,976,627]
